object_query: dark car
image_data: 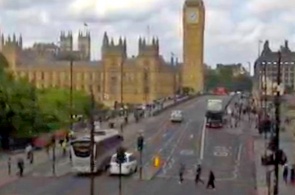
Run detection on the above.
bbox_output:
[206,111,223,128]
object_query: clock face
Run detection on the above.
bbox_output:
[187,10,199,23]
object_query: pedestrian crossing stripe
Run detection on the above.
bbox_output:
[156,174,236,181]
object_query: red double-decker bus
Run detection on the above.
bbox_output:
[214,87,228,95]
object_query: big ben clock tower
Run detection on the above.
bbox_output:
[182,0,205,93]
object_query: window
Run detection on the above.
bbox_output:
[97,85,101,92]
[41,72,45,80]
[129,155,136,162]
[111,76,117,81]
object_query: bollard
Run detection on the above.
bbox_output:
[153,155,161,168]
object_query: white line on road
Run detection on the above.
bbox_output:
[161,120,190,171]
[200,118,207,160]
[237,144,242,162]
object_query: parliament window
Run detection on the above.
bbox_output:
[41,72,45,80]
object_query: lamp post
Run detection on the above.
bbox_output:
[70,59,74,133]
[273,51,281,195]
[89,86,95,195]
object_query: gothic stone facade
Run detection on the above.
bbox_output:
[0,32,180,107]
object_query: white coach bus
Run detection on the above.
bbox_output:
[70,129,123,173]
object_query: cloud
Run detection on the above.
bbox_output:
[0,0,294,67]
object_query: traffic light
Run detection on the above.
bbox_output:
[137,135,144,151]
[116,147,126,164]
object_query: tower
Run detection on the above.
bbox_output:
[182,0,205,92]
[78,31,91,61]
[101,32,127,103]
[60,31,73,52]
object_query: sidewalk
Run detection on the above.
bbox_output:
[0,145,68,187]
[254,108,295,195]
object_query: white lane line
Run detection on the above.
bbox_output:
[200,118,207,160]
[237,144,242,162]
[161,120,190,171]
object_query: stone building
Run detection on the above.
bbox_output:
[254,40,295,94]
[216,63,248,77]
[0,32,180,107]
[0,0,205,106]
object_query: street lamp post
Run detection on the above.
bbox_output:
[119,58,124,133]
[70,60,74,133]
[89,86,95,195]
[273,51,281,195]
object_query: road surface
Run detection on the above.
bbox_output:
[0,95,256,195]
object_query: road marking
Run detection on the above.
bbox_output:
[157,174,237,181]
[237,144,242,162]
[200,118,207,160]
[213,146,230,157]
[190,134,194,139]
[160,120,190,171]
[180,149,194,156]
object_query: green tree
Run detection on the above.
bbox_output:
[232,75,253,91]
[204,69,219,91]
[0,53,108,149]
[37,88,105,131]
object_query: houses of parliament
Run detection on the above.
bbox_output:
[0,0,205,107]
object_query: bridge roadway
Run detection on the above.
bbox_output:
[0,95,256,195]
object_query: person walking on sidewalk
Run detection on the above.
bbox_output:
[178,163,185,184]
[206,170,216,190]
[195,164,204,185]
[283,164,289,183]
[62,140,67,157]
[25,144,33,164]
[290,164,295,184]
[17,157,24,177]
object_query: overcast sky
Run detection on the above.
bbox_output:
[0,0,295,69]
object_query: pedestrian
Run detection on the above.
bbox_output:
[25,144,32,161]
[178,163,185,184]
[290,165,295,184]
[46,144,50,157]
[283,164,289,183]
[62,140,67,157]
[8,157,11,175]
[30,152,34,164]
[195,164,204,185]
[17,157,24,177]
[206,170,216,189]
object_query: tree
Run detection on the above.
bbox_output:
[37,88,106,131]
[204,69,219,91]
[232,75,253,92]
[0,53,108,149]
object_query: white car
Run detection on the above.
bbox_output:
[170,110,183,123]
[109,152,137,175]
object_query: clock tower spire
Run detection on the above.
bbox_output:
[182,0,205,93]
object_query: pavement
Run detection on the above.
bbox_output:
[0,95,259,195]
[254,100,295,195]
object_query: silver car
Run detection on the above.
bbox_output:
[170,110,183,123]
